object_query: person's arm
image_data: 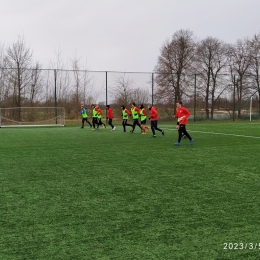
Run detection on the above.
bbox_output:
[176,115,180,129]
[175,110,180,129]
[185,108,191,118]
[179,108,190,122]
[154,109,158,118]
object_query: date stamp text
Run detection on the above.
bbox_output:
[223,243,260,250]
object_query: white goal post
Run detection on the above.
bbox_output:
[0,107,65,127]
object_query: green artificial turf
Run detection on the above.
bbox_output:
[1,121,260,260]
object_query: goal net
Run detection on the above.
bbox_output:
[0,107,65,127]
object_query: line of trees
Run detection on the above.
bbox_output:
[1,30,260,120]
[155,29,260,118]
[0,37,96,119]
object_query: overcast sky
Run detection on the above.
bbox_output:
[1,0,260,72]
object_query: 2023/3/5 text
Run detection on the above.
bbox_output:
[223,243,260,250]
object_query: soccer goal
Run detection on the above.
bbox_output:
[0,107,65,127]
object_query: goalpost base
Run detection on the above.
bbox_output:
[0,124,65,128]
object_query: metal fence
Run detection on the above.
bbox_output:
[0,68,259,121]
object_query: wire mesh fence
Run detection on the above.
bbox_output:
[0,68,259,121]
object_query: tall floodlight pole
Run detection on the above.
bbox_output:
[194,74,197,122]
[106,71,108,121]
[152,73,154,106]
[54,69,57,124]
[233,75,236,121]
[250,96,252,121]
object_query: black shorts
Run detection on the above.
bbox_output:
[141,119,147,125]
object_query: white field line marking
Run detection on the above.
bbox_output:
[162,127,260,139]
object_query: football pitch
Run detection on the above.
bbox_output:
[1,121,260,260]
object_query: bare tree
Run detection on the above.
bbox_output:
[5,37,33,110]
[195,37,229,119]
[28,61,42,106]
[131,88,149,105]
[154,29,196,111]
[0,43,6,103]
[3,36,41,121]
[85,95,95,107]
[46,48,72,107]
[69,55,93,109]
[70,55,83,108]
[249,33,260,114]
[228,38,252,118]
[48,47,69,106]
[111,73,135,105]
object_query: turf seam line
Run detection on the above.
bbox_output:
[162,127,260,139]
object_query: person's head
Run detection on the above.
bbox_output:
[176,101,183,108]
[147,104,152,110]
[140,104,144,109]
[121,105,125,110]
[106,105,110,109]
[81,104,84,108]
[91,104,95,108]
[132,102,136,107]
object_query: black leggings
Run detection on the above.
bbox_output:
[92,117,98,129]
[150,120,163,135]
[108,118,114,129]
[97,118,105,128]
[122,119,132,132]
[82,118,92,127]
[132,119,142,132]
[178,124,192,142]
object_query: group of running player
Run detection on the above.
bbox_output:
[80,101,194,145]
[120,102,164,137]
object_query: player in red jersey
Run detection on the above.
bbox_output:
[148,104,164,137]
[106,105,116,131]
[174,101,194,146]
[96,105,106,129]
